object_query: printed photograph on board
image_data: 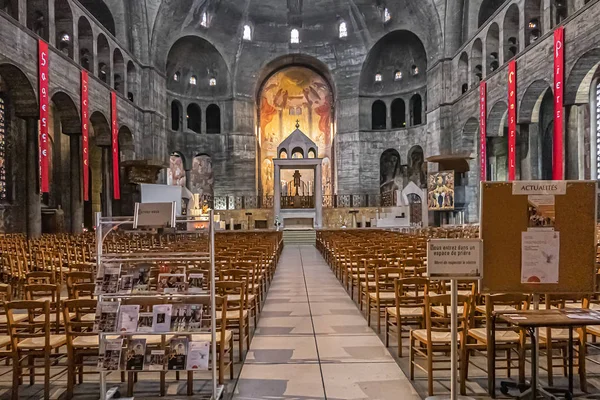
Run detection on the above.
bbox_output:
[428,171,455,211]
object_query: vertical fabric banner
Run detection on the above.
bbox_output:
[38,40,50,193]
[479,82,487,181]
[81,71,89,201]
[508,60,517,181]
[111,92,120,199]
[553,27,565,180]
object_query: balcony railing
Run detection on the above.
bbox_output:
[281,196,315,209]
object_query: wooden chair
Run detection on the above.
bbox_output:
[216,280,249,362]
[24,284,66,333]
[367,266,403,333]
[385,277,429,357]
[409,294,471,396]
[5,300,67,400]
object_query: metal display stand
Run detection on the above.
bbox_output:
[95,210,223,400]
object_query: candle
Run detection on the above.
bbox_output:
[361,215,366,228]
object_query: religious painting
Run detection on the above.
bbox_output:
[380,149,402,194]
[259,66,334,197]
[168,154,186,187]
[190,154,214,198]
[428,171,455,211]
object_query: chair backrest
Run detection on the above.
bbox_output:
[374,267,403,294]
[215,281,245,313]
[395,277,429,307]
[73,283,96,299]
[63,299,97,343]
[424,294,471,342]
[26,271,55,285]
[66,271,94,298]
[5,300,51,350]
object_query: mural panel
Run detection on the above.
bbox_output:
[168,154,186,187]
[428,171,455,210]
[190,154,214,198]
[380,149,402,194]
[259,67,333,196]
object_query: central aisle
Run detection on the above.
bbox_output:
[232,245,420,400]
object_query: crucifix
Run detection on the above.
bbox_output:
[293,169,302,196]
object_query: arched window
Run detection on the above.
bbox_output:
[78,17,93,72]
[528,19,540,43]
[374,73,382,82]
[372,100,387,130]
[189,76,197,85]
[173,72,180,81]
[411,65,419,76]
[171,101,182,131]
[97,34,110,83]
[243,24,252,41]
[394,71,402,81]
[127,61,136,103]
[410,94,423,126]
[209,78,216,86]
[383,7,391,23]
[187,103,202,133]
[201,11,208,28]
[391,99,406,128]
[290,28,299,44]
[339,21,347,38]
[0,93,6,200]
[206,104,221,134]
[554,0,567,25]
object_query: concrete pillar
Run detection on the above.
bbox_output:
[315,163,322,228]
[18,0,26,24]
[542,0,552,32]
[70,135,83,233]
[47,0,55,47]
[520,124,532,180]
[274,164,281,225]
[101,146,112,217]
[528,124,541,180]
[26,118,41,238]
[386,99,392,130]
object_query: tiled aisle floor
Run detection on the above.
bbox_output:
[232,245,420,400]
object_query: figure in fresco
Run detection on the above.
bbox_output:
[380,150,402,194]
[409,147,426,188]
[168,155,186,187]
[262,159,274,196]
[190,155,214,198]
[259,67,334,197]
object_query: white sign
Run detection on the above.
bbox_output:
[134,202,176,228]
[521,231,560,284]
[512,181,566,195]
[427,239,482,278]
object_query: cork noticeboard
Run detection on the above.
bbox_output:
[480,181,597,294]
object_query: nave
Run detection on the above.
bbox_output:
[232,245,419,400]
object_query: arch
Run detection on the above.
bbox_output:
[462,117,479,156]
[187,103,202,133]
[308,148,317,158]
[503,4,520,62]
[458,52,469,93]
[410,94,423,126]
[524,0,542,46]
[472,39,483,83]
[519,79,552,123]
[78,0,116,36]
[291,147,304,158]
[391,98,406,128]
[50,91,80,134]
[564,48,600,105]
[360,30,427,96]
[78,17,94,73]
[206,104,221,134]
[127,61,136,103]
[27,0,49,40]
[487,101,508,137]
[168,151,187,186]
[279,149,288,159]
[55,0,73,59]
[0,63,38,117]
[0,0,18,19]
[97,34,111,84]
[552,0,567,26]
[407,145,426,188]
[380,149,401,194]
[89,111,110,142]
[478,0,507,27]
[166,36,230,98]
[486,23,500,74]
[171,100,182,131]
[372,100,386,130]
[113,48,125,95]
[118,125,134,161]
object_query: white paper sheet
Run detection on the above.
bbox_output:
[521,231,560,284]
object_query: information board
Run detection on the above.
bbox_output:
[427,239,483,279]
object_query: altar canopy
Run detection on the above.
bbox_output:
[259,67,334,197]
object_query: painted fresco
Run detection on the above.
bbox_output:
[168,154,186,187]
[428,171,455,210]
[259,67,333,196]
[190,154,214,197]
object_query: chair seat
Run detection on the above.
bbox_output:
[192,330,233,349]
[81,313,96,322]
[369,292,395,301]
[34,312,75,323]
[18,335,66,349]
[386,306,423,318]
[539,328,576,341]
[586,325,600,336]
[432,305,464,316]
[412,329,456,344]
[475,305,517,314]
[0,314,28,324]
[468,327,521,343]
[227,294,256,304]
[0,335,12,348]
[216,309,249,320]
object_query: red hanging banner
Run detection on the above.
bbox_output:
[38,40,50,193]
[479,82,487,181]
[553,26,565,180]
[81,71,89,201]
[508,60,517,181]
[111,92,120,199]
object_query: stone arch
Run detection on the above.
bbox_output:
[565,48,600,105]
[118,125,134,161]
[78,0,116,36]
[462,117,479,155]
[0,63,38,117]
[524,0,542,46]
[478,0,506,27]
[407,145,426,188]
[503,4,520,62]
[486,23,500,74]
[410,94,423,126]
[97,34,111,84]
[372,100,386,130]
[0,0,18,19]
[190,153,214,198]
[206,104,221,134]
[391,98,406,128]
[519,79,552,123]
[472,38,483,82]
[78,17,94,73]
[113,48,125,95]
[50,91,80,134]
[27,0,49,40]
[458,52,469,93]
[187,103,201,133]
[89,110,110,143]
[168,151,187,187]
[127,61,136,102]
[171,100,182,131]
[55,0,73,59]
[488,101,508,137]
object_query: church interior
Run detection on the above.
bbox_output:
[1,0,600,399]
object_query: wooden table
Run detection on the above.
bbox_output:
[492,308,600,399]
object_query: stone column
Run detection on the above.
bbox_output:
[70,135,83,233]
[47,0,56,47]
[101,147,112,217]
[274,163,281,226]
[315,163,323,228]
[26,118,41,238]
[542,0,552,33]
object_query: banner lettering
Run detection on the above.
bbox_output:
[111,92,120,199]
[81,71,89,201]
[553,27,564,180]
[508,60,517,181]
[479,82,487,181]
[38,40,49,193]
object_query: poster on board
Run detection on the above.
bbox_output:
[521,231,560,284]
[428,171,455,211]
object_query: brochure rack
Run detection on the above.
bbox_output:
[95,211,222,400]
